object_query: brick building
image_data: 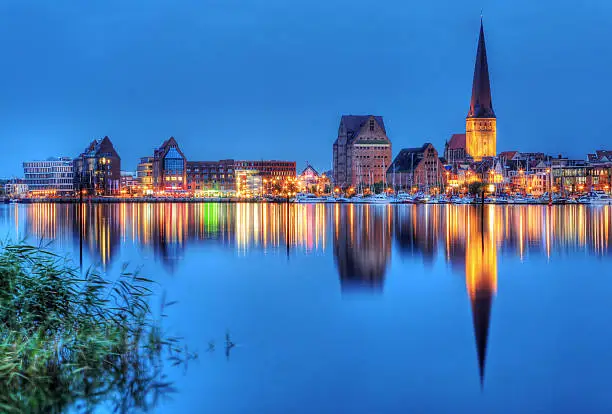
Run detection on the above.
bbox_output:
[386,143,446,191]
[444,134,468,165]
[73,136,121,196]
[186,160,235,192]
[233,160,296,179]
[333,115,392,189]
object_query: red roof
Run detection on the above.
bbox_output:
[447,134,466,150]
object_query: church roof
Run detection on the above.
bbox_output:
[447,134,466,150]
[467,21,495,119]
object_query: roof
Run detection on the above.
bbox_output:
[447,133,466,150]
[387,143,433,174]
[340,115,386,135]
[78,136,119,159]
[300,164,319,176]
[467,21,495,119]
[498,151,518,161]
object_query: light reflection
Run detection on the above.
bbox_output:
[11,203,612,273]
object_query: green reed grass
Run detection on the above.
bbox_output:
[0,242,195,413]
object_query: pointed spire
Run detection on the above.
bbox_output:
[468,19,495,118]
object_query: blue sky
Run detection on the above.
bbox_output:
[1,0,611,176]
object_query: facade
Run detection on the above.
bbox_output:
[235,169,263,197]
[137,156,154,193]
[120,171,136,193]
[386,143,446,191]
[4,179,28,198]
[152,137,187,192]
[23,157,74,195]
[73,137,121,196]
[333,115,392,189]
[186,160,235,193]
[466,21,496,161]
[297,164,330,193]
[233,160,296,180]
[444,134,468,165]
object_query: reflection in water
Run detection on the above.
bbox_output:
[9,203,612,276]
[333,204,391,291]
[4,203,612,387]
[465,206,498,387]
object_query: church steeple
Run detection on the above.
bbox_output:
[465,18,496,161]
[468,19,495,119]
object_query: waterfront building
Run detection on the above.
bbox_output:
[297,164,330,194]
[234,160,296,180]
[465,20,496,161]
[136,156,154,194]
[235,169,263,197]
[73,136,121,196]
[386,143,446,191]
[186,160,235,194]
[23,157,74,196]
[333,115,392,189]
[4,179,28,198]
[120,171,136,193]
[152,137,187,192]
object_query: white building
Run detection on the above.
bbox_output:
[23,157,74,195]
[4,180,29,198]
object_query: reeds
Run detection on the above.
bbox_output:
[0,242,194,413]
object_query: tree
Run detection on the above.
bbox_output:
[468,181,486,196]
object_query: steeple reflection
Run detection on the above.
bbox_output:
[465,206,498,387]
[333,204,391,291]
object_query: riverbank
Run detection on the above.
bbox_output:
[3,197,607,205]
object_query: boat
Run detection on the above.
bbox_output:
[579,191,612,205]
[364,194,392,204]
[394,192,415,204]
[294,193,326,203]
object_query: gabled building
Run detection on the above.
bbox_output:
[466,20,496,161]
[152,137,187,192]
[386,143,446,191]
[333,115,392,189]
[298,164,330,194]
[74,136,121,195]
[444,133,468,165]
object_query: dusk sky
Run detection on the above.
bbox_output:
[1,0,611,176]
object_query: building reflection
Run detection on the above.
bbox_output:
[333,204,392,291]
[13,202,612,284]
[464,206,498,387]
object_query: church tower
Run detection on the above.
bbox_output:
[466,19,496,161]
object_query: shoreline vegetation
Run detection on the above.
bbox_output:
[0,242,196,413]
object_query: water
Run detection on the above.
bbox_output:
[1,203,612,413]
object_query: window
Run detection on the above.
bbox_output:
[369,119,375,131]
[164,147,184,174]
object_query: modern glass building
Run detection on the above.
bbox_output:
[152,137,187,192]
